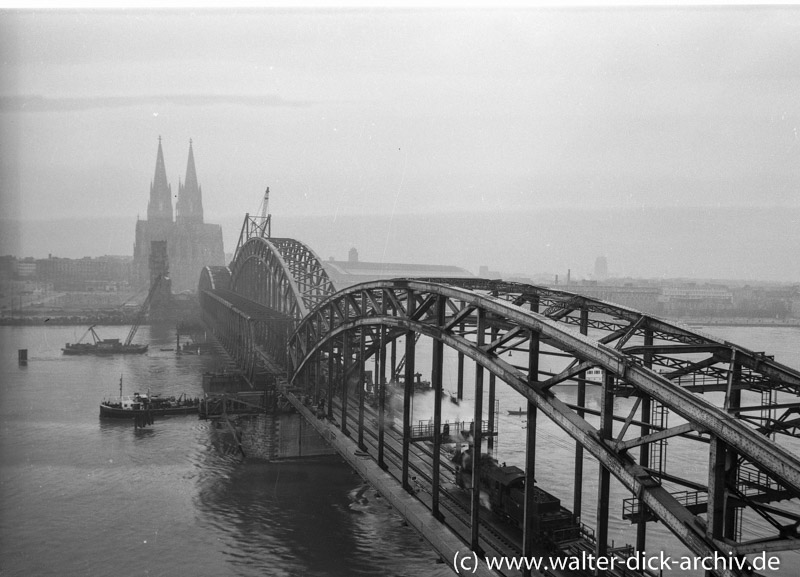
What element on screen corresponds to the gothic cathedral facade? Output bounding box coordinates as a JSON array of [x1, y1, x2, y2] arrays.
[[133, 138, 225, 293]]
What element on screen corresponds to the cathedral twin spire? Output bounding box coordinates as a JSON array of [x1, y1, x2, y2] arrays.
[[147, 137, 204, 225], [147, 136, 172, 223]]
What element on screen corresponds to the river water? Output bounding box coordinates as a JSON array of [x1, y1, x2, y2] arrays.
[[1, 323, 798, 576], [0, 324, 450, 577]]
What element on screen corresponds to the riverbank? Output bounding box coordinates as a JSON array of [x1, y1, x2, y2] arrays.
[[0, 313, 134, 326], [681, 317, 800, 328]]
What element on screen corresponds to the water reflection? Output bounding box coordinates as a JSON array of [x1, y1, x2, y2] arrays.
[[194, 455, 450, 576]]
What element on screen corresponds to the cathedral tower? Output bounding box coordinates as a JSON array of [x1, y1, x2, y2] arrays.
[[176, 139, 204, 226], [146, 137, 173, 223], [134, 137, 225, 293]]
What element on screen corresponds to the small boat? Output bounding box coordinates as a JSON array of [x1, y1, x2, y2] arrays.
[[100, 376, 200, 419], [507, 407, 527, 416]]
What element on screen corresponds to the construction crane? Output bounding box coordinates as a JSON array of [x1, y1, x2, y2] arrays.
[[234, 187, 272, 258], [256, 186, 271, 238], [124, 274, 164, 347]]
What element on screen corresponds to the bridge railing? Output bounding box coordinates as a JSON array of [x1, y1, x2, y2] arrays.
[[408, 418, 495, 442]]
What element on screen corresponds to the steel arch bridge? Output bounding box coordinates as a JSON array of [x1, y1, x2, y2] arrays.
[[199, 235, 800, 576], [285, 280, 800, 575]]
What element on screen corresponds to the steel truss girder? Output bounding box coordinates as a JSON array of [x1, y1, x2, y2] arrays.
[[198, 265, 232, 292], [286, 280, 800, 574], [230, 238, 304, 319], [427, 279, 800, 394], [421, 280, 800, 423], [200, 288, 290, 382], [267, 238, 337, 310]]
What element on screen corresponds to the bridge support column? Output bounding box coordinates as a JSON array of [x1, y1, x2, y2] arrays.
[[596, 371, 615, 573], [358, 326, 367, 451], [724, 359, 742, 543], [637, 327, 654, 552], [402, 299, 416, 492], [522, 325, 540, 577], [487, 325, 497, 452], [315, 350, 323, 407], [341, 333, 349, 435], [327, 332, 334, 420], [488, 376, 496, 452], [573, 307, 589, 520], [431, 295, 445, 521], [457, 351, 464, 401], [378, 325, 387, 470], [471, 308, 486, 553], [391, 337, 397, 382], [708, 436, 728, 543]]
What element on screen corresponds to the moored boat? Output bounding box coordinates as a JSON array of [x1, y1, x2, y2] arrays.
[[99, 393, 201, 418], [63, 326, 148, 356], [100, 376, 200, 419]]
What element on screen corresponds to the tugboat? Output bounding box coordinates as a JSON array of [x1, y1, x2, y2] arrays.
[[100, 376, 200, 419]]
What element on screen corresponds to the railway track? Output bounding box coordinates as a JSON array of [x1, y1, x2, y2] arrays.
[[321, 394, 653, 577]]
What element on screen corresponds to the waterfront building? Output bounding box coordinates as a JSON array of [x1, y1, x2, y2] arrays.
[[660, 285, 734, 315], [566, 281, 662, 315], [323, 248, 473, 289]]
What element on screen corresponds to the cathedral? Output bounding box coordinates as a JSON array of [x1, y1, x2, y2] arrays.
[[133, 138, 225, 293]]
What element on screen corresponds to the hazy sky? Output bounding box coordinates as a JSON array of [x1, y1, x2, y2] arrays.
[[1, 6, 799, 281]]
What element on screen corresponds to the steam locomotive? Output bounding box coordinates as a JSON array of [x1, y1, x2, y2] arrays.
[[452, 447, 581, 548]]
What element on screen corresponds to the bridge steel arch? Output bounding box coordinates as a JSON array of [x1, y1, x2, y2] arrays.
[[229, 237, 309, 321], [198, 238, 336, 386], [228, 237, 336, 322], [267, 238, 337, 307], [199, 265, 232, 293], [287, 279, 800, 577]]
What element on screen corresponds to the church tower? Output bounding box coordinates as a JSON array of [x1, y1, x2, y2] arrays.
[[134, 136, 225, 294], [176, 139, 204, 225], [147, 137, 173, 223]]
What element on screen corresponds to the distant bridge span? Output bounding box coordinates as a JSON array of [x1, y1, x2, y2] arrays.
[[199, 230, 800, 577]]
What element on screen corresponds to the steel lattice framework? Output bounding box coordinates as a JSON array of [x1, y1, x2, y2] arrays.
[[286, 278, 800, 576], [268, 238, 337, 310], [227, 237, 335, 322]]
